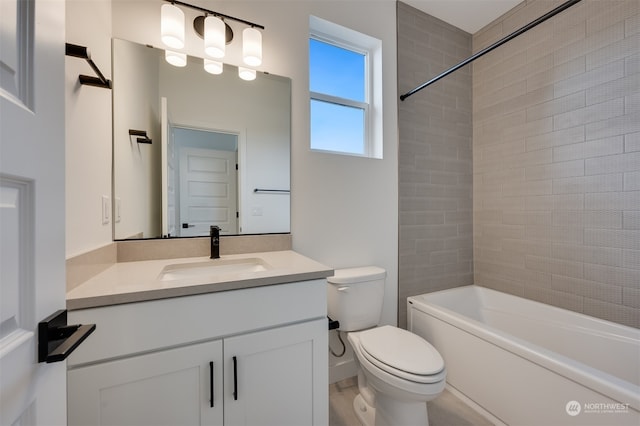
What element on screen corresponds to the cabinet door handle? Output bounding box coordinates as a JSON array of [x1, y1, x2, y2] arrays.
[[209, 361, 214, 407], [232, 356, 238, 400]]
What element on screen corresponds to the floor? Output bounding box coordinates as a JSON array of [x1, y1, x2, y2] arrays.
[[329, 377, 494, 426]]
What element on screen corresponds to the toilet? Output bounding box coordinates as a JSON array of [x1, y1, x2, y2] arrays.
[[327, 267, 446, 426]]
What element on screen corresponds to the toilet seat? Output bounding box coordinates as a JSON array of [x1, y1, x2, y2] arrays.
[[358, 326, 445, 384]]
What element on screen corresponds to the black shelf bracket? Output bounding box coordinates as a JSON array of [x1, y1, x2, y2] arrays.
[[129, 129, 153, 144], [38, 310, 96, 363], [65, 43, 112, 89]]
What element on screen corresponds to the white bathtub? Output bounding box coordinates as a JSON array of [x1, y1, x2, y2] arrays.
[[407, 285, 640, 426]]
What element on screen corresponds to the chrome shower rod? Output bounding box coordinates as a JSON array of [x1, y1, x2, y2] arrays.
[[399, 0, 582, 101]]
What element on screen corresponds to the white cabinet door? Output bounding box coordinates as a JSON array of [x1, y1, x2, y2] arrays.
[[68, 340, 223, 426], [224, 319, 328, 426]]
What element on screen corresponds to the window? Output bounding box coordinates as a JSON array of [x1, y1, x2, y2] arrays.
[[309, 16, 382, 158]]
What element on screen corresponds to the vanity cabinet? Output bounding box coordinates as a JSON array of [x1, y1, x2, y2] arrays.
[[67, 280, 328, 426], [68, 339, 225, 425]]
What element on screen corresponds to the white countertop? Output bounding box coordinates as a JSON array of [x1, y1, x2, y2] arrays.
[[67, 250, 333, 310]]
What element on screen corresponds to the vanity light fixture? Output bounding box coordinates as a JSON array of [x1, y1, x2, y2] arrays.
[[160, 0, 264, 74], [238, 67, 256, 81], [242, 27, 262, 66], [161, 3, 185, 49], [165, 50, 187, 67]]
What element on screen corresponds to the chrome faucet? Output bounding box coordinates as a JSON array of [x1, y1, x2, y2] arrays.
[[210, 225, 221, 259]]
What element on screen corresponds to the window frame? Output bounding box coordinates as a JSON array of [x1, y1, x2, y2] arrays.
[[309, 19, 380, 158]]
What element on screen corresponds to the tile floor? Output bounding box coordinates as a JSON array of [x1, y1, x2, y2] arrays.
[[329, 377, 494, 426]]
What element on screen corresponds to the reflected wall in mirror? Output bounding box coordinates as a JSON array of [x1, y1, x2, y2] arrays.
[[112, 38, 291, 240]]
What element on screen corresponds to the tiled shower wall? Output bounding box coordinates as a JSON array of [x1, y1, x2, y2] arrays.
[[473, 0, 639, 328], [397, 2, 473, 328]]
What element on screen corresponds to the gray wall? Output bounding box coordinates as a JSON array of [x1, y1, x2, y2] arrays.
[[473, 0, 639, 328], [397, 2, 474, 328]]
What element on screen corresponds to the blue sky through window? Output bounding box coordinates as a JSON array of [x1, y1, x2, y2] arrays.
[[310, 39, 365, 102], [310, 38, 366, 154], [310, 100, 365, 154]]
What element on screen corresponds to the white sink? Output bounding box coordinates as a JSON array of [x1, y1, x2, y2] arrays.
[[159, 258, 271, 281]]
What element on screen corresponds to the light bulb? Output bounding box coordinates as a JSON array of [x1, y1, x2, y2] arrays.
[[161, 4, 185, 49], [242, 27, 262, 66], [204, 15, 226, 59], [238, 67, 256, 81], [165, 50, 187, 67], [204, 59, 223, 75]]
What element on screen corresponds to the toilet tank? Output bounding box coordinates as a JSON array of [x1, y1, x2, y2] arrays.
[[327, 266, 386, 332]]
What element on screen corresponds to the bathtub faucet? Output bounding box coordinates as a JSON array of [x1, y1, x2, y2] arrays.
[[210, 225, 220, 259]]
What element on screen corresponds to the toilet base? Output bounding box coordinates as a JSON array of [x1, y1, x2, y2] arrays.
[[353, 394, 375, 426], [353, 393, 430, 426]]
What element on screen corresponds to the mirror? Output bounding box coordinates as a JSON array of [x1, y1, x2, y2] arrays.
[[112, 38, 291, 240]]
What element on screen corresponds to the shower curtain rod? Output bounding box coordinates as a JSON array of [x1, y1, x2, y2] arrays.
[[399, 0, 583, 101]]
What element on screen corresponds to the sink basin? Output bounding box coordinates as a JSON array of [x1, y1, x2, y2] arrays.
[[159, 258, 271, 281]]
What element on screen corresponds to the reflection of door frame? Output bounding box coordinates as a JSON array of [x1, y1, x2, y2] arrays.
[[161, 98, 173, 237], [167, 123, 246, 235]]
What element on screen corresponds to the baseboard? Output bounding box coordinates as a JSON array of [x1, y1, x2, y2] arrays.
[[330, 357, 357, 384]]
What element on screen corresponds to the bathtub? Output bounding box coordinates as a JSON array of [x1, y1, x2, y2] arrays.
[[407, 285, 640, 426]]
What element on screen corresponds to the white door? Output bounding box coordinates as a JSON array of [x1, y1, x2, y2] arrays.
[[0, 0, 67, 425], [178, 147, 238, 236]]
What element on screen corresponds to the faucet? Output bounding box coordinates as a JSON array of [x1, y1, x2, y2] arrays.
[[210, 225, 221, 259]]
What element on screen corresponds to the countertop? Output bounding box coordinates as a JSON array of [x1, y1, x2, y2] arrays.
[[66, 250, 333, 310]]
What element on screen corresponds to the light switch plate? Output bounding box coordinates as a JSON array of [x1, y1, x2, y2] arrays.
[[101, 195, 110, 225], [115, 197, 121, 223]]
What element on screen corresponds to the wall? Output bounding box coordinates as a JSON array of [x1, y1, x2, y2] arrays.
[[473, 0, 640, 328], [65, 0, 113, 257], [68, 0, 398, 381], [112, 38, 161, 239], [397, 2, 474, 328]]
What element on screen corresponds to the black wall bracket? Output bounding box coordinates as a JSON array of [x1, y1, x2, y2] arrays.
[[38, 310, 96, 363], [129, 129, 153, 144], [65, 43, 112, 89]]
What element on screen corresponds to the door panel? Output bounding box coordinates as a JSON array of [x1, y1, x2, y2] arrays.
[[179, 147, 238, 236], [0, 0, 66, 424]]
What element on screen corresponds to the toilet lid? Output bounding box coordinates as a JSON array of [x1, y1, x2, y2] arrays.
[[359, 326, 444, 381]]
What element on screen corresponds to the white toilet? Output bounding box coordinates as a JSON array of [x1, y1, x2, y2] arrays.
[[327, 267, 446, 426]]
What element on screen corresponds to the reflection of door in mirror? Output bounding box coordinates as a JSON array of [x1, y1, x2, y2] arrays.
[[170, 128, 238, 237]]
